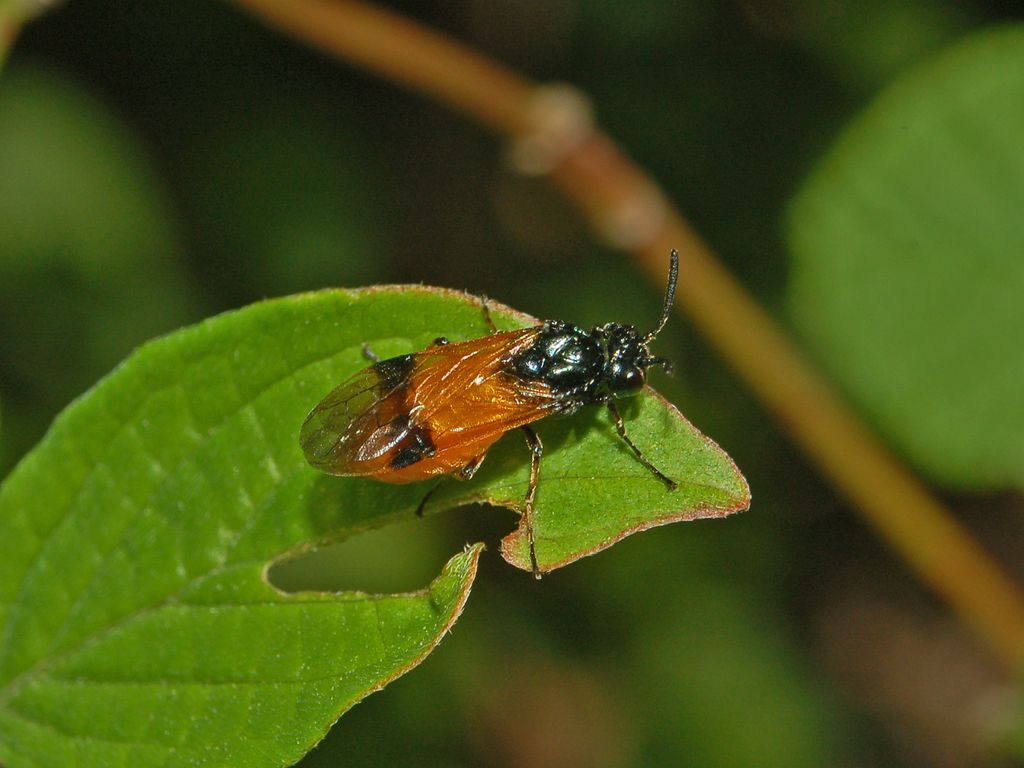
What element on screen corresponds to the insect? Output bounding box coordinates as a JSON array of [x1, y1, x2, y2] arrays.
[[301, 250, 680, 578]]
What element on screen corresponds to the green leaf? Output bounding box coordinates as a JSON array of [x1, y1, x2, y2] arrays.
[[0, 289, 485, 768], [0, 286, 747, 767], [786, 25, 1024, 489], [179, 99, 387, 296], [484, 393, 749, 573]]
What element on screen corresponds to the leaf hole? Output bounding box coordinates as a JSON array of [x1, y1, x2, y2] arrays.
[[266, 503, 517, 594]]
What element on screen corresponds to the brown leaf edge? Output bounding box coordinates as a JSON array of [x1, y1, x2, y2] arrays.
[[354, 283, 542, 327]]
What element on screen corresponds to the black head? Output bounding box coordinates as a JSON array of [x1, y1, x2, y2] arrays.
[[597, 249, 678, 396]]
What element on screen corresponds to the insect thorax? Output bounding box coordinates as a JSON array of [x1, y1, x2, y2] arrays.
[[509, 321, 606, 405]]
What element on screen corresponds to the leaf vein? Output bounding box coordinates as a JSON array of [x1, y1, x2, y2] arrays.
[[0, 345, 353, 700]]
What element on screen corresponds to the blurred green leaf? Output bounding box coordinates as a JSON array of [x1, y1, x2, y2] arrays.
[[180, 100, 386, 298], [0, 66, 179, 281], [791, 0, 972, 90], [0, 286, 746, 767], [0, 66, 195, 469], [787, 25, 1024, 489], [635, 582, 841, 767], [578, 527, 845, 767]]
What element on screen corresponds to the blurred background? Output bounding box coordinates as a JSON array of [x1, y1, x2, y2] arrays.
[[2, 1, 1023, 766]]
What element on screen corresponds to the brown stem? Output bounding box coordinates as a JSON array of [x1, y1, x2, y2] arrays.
[[231, 0, 1024, 670], [1, 15, 19, 68], [2, 1, 65, 68]]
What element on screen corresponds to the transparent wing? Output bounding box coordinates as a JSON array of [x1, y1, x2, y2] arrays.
[[300, 328, 562, 477]]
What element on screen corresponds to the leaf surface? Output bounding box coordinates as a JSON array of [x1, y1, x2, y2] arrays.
[[787, 26, 1024, 488], [0, 286, 748, 767]]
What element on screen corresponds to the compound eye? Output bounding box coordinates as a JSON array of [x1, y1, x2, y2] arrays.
[[616, 366, 645, 393]]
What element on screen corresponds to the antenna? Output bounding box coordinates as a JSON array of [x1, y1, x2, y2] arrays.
[[644, 249, 679, 343]]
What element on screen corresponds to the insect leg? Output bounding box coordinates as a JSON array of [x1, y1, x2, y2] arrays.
[[414, 481, 444, 518], [479, 296, 498, 334], [361, 342, 381, 363], [456, 453, 487, 480], [605, 400, 678, 491], [644, 355, 674, 376], [417, 453, 486, 519], [520, 425, 543, 579]]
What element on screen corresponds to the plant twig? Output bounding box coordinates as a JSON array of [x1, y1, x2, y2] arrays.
[[0, 15, 19, 69], [1, 0, 63, 69], [231, 0, 1024, 671]]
